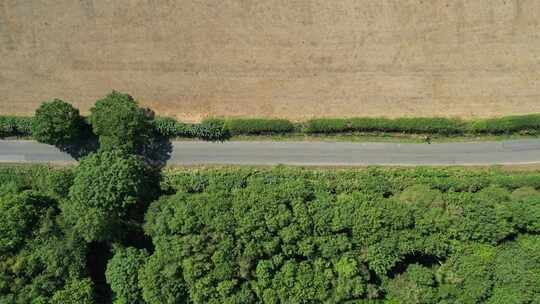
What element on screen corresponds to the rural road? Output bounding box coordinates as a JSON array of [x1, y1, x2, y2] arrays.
[[1, 139, 540, 166]]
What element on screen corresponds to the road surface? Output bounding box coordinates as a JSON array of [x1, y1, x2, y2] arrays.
[[1, 139, 540, 166]]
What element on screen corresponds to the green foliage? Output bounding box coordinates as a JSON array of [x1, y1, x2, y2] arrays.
[[152, 116, 197, 138], [2, 165, 540, 303], [152, 167, 540, 303], [89, 91, 152, 152], [62, 150, 146, 242], [470, 114, 540, 134], [0, 192, 52, 254], [106, 246, 148, 304], [32, 99, 83, 145], [195, 118, 230, 141], [224, 118, 294, 135], [0, 188, 91, 303], [51, 278, 95, 304], [304, 117, 465, 135], [138, 253, 188, 304], [384, 264, 438, 304], [0, 116, 33, 138]]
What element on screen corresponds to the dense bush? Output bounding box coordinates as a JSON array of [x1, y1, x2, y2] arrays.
[[0, 116, 33, 138], [224, 118, 295, 135], [32, 99, 84, 145], [305, 117, 465, 135], [89, 91, 152, 152], [470, 113, 540, 134]]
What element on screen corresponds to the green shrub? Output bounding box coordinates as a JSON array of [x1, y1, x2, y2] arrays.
[[0, 116, 33, 137], [153, 116, 197, 138], [195, 118, 230, 141], [32, 99, 83, 145], [224, 118, 294, 135], [305, 117, 465, 135], [304, 118, 350, 133], [470, 114, 540, 134]]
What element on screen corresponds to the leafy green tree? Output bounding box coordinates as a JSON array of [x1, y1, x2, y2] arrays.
[[62, 150, 146, 242], [0, 191, 91, 303], [89, 91, 152, 152], [138, 253, 188, 304], [384, 264, 438, 304], [106, 246, 148, 304], [51, 278, 95, 304], [32, 99, 83, 145]]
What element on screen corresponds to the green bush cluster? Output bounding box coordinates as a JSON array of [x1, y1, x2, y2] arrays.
[[224, 118, 295, 135], [0, 116, 33, 138]]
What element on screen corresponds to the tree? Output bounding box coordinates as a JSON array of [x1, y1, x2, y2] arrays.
[[62, 150, 146, 242], [51, 278, 95, 304], [138, 253, 188, 304], [32, 99, 83, 146], [0, 191, 91, 303], [106, 246, 148, 304], [88, 91, 152, 153], [384, 264, 438, 304]]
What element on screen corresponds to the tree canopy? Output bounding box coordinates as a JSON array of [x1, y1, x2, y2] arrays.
[[62, 150, 147, 242], [32, 99, 83, 146], [88, 91, 152, 153]]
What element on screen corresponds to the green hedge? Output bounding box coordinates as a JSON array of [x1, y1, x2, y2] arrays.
[[305, 117, 466, 135], [152, 117, 197, 138], [470, 114, 540, 134], [3, 113, 540, 140], [0, 116, 33, 138], [224, 118, 294, 135]]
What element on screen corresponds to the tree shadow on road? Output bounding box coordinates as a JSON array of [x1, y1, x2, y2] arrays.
[[140, 133, 173, 168]]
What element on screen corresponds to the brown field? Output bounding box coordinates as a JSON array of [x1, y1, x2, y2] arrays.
[[1, 0, 540, 122]]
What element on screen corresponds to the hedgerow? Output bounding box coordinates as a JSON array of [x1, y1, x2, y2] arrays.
[[470, 113, 540, 134], [305, 117, 466, 135], [224, 118, 295, 135], [0, 116, 33, 138], [152, 116, 197, 138]]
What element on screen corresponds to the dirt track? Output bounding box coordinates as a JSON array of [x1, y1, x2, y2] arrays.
[[2, 1, 540, 122]]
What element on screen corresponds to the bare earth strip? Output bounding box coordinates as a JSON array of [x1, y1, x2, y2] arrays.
[[1, 139, 540, 166], [2, 1, 540, 121]]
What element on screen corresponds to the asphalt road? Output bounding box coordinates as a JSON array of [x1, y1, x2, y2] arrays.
[[1, 139, 540, 166]]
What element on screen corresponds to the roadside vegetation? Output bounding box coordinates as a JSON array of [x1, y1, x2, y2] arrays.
[[0, 91, 539, 303], [2, 99, 540, 143], [1, 164, 540, 303]]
